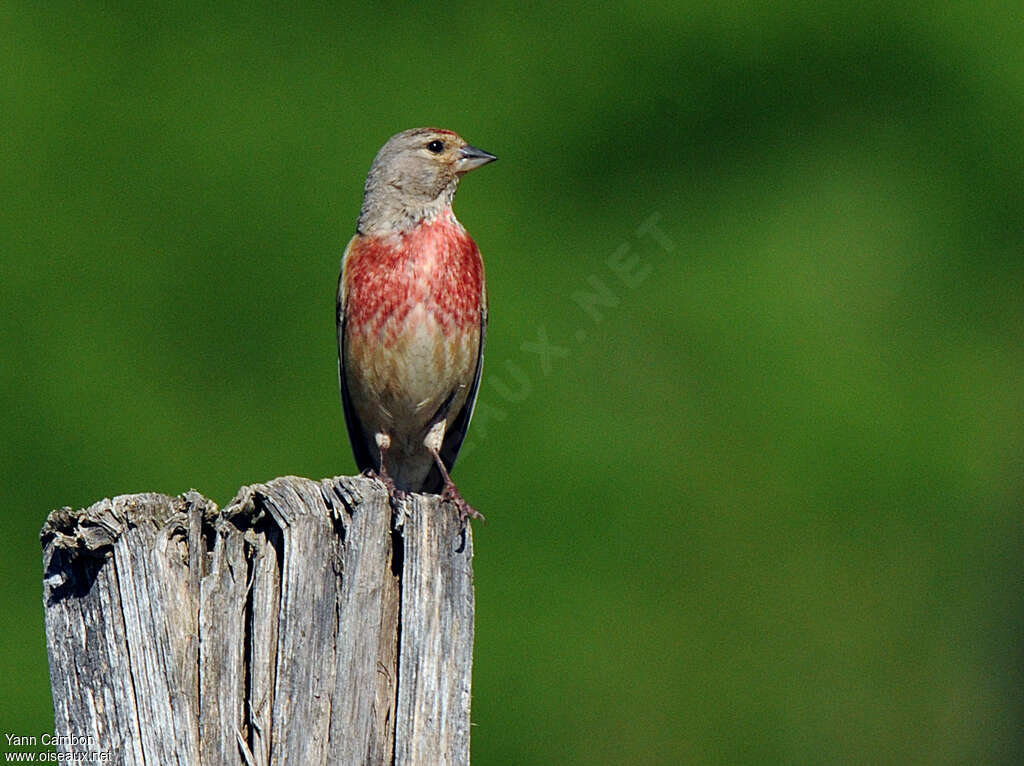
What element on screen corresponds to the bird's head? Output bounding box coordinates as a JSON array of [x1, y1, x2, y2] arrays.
[[358, 128, 497, 235]]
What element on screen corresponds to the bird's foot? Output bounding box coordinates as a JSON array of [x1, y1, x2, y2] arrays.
[[442, 482, 486, 523], [371, 468, 408, 510]]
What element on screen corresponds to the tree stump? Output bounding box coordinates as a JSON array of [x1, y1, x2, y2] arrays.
[[41, 475, 475, 766]]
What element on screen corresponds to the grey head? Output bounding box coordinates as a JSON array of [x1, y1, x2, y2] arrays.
[[357, 127, 496, 236]]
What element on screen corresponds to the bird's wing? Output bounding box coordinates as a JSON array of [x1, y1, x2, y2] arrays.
[[337, 236, 376, 474], [423, 295, 487, 493]]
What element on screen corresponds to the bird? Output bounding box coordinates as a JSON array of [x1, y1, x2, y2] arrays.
[[337, 128, 496, 521]]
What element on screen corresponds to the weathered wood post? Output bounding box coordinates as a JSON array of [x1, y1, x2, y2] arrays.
[[41, 475, 475, 765]]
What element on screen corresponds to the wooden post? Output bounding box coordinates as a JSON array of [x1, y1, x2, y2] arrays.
[[41, 475, 475, 766]]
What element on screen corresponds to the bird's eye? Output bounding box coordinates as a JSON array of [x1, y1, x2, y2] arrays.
[[426, 140, 445, 154]]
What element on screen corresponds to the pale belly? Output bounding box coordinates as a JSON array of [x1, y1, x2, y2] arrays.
[[345, 304, 480, 458]]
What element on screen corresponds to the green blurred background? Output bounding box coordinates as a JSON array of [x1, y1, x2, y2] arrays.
[[3, 1, 1022, 762]]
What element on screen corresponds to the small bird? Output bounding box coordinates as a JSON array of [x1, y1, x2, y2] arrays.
[[337, 128, 496, 520]]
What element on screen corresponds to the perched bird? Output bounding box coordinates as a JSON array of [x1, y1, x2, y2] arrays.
[[337, 128, 496, 520]]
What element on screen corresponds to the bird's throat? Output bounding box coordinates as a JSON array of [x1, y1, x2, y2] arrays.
[[357, 180, 458, 236]]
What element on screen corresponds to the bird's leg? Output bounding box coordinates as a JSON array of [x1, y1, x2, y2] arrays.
[[432, 451, 485, 523], [373, 432, 407, 506], [424, 421, 485, 523]]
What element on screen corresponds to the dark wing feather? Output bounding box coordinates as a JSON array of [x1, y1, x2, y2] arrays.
[[337, 251, 377, 474], [422, 301, 487, 493]]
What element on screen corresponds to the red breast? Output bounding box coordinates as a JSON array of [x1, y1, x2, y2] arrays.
[[344, 211, 484, 341]]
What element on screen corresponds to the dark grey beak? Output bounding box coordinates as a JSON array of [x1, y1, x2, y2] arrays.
[[456, 145, 497, 173]]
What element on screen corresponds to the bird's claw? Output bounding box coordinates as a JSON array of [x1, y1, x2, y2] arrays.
[[442, 483, 486, 523], [371, 469, 408, 511]]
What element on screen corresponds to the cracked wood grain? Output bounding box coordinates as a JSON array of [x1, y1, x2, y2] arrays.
[[42, 475, 475, 766]]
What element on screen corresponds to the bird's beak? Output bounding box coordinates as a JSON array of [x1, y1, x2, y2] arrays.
[[456, 145, 497, 174]]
